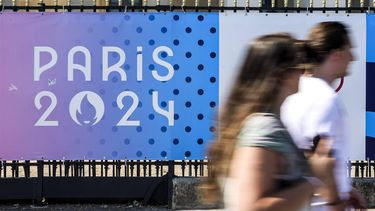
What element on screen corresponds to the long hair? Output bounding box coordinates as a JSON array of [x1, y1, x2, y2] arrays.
[[202, 34, 307, 204]]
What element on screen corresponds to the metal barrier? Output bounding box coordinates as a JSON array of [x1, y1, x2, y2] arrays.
[[0, 159, 373, 206], [0, 160, 209, 207], [0, 160, 209, 178], [349, 160, 375, 178], [0, 0, 375, 12]]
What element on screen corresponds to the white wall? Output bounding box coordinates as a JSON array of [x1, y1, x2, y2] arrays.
[[219, 13, 366, 160]]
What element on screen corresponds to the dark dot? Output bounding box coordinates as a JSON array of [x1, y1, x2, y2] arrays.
[[210, 27, 216, 33], [138, 101, 142, 108], [148, 114, 155, 120], [124, 15, 130, 20], [99, 39, 106, 46], [197, 138, 204, 145], [161, 126, 167, 132], [198, 40, 204, 46], [198, 64, 204, 71], [173, 64, 179, 70], [161, 151, 167, 157], [197, 114, 204, 120], [161, 101, 167, 108], [100, 139, 106, 145], [149, 89, 154, 95], [173, 15, 179, 21], [173, 138, 179, 145], [185, 77, 192, 83], [185, 52, 192, 58], [112, 101, 117, 107], [111, 77, 118, 83], [210, 101, 216, 108], [210, 52, 216, 58], [149, 64, 155, 70], [124, 64, 130, 70], [197, 89, 204, 95], [148, 138, 155, 145], [210, 77, 216, 83], [185, 151, 191, 157], [161, 27, 167, 33], [124, 138, 130, 145], [149, 15, 155, 21], [136, 27, 143, 33], [185, 27, 192, 33], [198, 15, 204, 21], [185, 126, 191, 132], [174, 114, 179, 120], [173, 89, 179, 95], [136, 126, 142, 132], [173, 39, 180, 46], [112, 126, 118, 132], [149, 39, 155, 46], [124, 40, 130, 45], [185, 101, 191, 108], [210, 126, 216, 132], [161, 52, 167, 58], [136, 151, 143, 157]]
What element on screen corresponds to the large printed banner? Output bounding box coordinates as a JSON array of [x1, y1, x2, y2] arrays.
[[0, 13, 219, 160], [0, 12, 370, 160]]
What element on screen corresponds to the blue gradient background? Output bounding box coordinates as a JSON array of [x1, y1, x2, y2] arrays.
[[0, 12, 219, 160]]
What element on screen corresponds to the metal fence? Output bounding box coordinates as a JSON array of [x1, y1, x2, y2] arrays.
[[0, 159, 371, 208], [0, 160, 209, 178], [1, 159, 374, 179], [0, 160, 209, 207], [1, 0, 375, 12]]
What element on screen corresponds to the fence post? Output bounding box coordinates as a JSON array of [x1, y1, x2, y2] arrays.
[[167, 160, 175, 209], [33, 160, 45, 206]]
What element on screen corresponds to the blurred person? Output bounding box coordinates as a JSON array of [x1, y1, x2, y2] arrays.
[[281, 22, 367, 211], [202, 34, 337, 211]]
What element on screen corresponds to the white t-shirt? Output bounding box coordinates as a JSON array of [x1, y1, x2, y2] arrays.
[[281, 76, 351, 199]]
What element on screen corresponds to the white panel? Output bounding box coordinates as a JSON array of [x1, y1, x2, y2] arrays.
[[219, 13, 366, 159]]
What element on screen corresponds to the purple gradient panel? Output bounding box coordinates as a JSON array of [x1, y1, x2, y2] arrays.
[[0, 12, 219, 160]]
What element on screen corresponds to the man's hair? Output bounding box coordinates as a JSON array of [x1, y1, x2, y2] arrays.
[[307, 21, 350, 64]]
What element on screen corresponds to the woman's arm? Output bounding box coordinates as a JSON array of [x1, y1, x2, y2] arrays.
[[229, 147, 314, 211]]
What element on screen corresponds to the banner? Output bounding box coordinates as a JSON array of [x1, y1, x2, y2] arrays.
[[0, 13, 219, 160], [0, 12, 369, 160]]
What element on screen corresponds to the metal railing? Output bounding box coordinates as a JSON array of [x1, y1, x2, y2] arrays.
[[0, 160, 210, 178], [1, 159, 374, 179], [349, 160, 375, 178], [0, 0, 375, 12]]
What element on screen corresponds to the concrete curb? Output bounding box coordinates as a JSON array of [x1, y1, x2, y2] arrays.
[[173, 177, 375, 210]]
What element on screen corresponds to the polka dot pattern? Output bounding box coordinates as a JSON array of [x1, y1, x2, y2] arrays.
[[23, 12, 219, 160]]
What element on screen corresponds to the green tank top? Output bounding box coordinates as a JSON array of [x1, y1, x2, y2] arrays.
[[237, 113, 311, 182]]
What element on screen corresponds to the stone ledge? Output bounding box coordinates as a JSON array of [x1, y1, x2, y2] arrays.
[[172, 177, 220, 210], [352, 178, 375, 208], [173, 177, 375, 210]]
